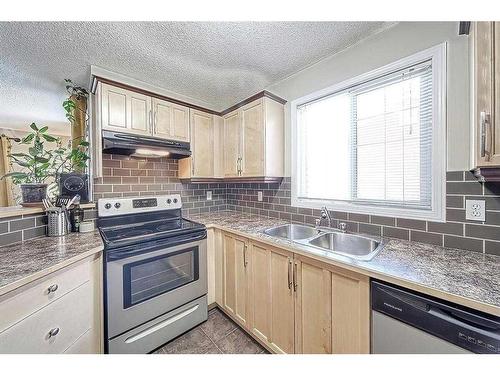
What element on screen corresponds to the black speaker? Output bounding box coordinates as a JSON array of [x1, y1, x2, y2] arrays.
[[58, 173, 89, 203]]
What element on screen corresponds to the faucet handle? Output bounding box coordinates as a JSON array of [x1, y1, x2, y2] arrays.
[[338, 222, 347, 232], [315, 218, 321, 228]]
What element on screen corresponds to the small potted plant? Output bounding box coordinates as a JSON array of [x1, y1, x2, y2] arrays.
[[1, 123, 59, 205]]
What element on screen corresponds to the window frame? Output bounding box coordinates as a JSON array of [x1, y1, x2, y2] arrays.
[[291, 43, 447, 222]]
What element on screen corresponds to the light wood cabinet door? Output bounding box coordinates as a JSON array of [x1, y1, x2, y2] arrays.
[[223, 111, 241, 177], [331, 269, 370, 354], [474, 22, 500, 166], [191, 110, 214, 177], [248, 242, 294, 354], [101, 83, 151, 136], [152, 98, 190, 142], [241, 100, 265, 176], [222, 232, 249, 327], [294, 256, 332, 354]]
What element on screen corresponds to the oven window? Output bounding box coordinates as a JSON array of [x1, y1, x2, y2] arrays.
[[123, 246, 199, 308]]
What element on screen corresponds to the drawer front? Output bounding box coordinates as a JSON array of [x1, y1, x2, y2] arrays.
[[0, 281, 92, 354], [64, 329, 97, 354], [108, 295, 207, 354], [0, 260, 91, 333]]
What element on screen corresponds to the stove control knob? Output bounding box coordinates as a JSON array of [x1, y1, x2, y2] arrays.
[[114, 202, 121, 209], [173, 198, 178, 204], [104, 203, 112, 209], [167, 199, 172, 204]]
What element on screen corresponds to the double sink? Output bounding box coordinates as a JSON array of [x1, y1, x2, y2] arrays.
[[263, 224, 384, 261]]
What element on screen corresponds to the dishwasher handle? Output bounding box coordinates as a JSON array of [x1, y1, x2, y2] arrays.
[[429, 305, 500, 333]]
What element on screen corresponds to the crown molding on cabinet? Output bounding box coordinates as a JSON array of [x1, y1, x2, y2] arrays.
[[90, 76, 287, 117]]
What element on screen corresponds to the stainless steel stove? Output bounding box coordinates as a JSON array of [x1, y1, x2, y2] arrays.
[[97, 195, 208, 354]]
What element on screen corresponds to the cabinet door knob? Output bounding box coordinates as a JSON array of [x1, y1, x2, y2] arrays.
[[47, 284, 58, 294], [48, 327, 60, 338]]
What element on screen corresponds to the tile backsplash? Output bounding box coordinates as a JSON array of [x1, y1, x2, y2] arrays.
[[226, 172, 500, 256], [2, 154, 500, 258]]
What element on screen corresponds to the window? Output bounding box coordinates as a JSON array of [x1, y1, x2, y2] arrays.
[[292, 44, 446, 221]]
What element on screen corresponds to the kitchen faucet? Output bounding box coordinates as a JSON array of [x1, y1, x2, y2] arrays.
[[319, 206, 332, 227]]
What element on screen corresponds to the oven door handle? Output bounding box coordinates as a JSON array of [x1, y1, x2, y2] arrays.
[[106, 230, 207, 261]]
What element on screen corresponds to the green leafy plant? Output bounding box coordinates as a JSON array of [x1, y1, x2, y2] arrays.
[[1, 123, 59, 184], [63, 79, 89, 125]]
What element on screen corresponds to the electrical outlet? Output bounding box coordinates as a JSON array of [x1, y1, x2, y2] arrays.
[[465, 199, 485, 221], [206, 191, 212, 201], [258, 191, 263, 202]]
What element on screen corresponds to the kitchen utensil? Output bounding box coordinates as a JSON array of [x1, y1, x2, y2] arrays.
[[66, 194, 80, 209], [46, 209, 70, 236]]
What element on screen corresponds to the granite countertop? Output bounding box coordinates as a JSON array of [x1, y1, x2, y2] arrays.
[[189, 211, 500, 316], [0, 231, 104, 295]]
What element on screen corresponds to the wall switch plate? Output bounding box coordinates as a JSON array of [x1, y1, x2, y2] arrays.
[[465, 199, 485, 221], [258, 191, 263, 202], [206, 191, 212, 201]]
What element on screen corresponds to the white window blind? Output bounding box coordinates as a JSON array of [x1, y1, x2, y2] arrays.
[[296, 60, 433, 210]]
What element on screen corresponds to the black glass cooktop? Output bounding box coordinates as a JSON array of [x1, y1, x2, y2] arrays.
[[99, 217, 205, 245]]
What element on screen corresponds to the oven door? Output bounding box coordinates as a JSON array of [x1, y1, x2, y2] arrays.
[[105, 230, 207, 338]]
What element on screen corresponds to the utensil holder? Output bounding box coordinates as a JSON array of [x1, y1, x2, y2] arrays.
[[47, 209, 70, 237]]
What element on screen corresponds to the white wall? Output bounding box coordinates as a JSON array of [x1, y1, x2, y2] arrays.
[[266, 22, 469, 174]]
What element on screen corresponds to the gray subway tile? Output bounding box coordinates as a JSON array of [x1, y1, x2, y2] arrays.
[[348, 213, 369, 223], [0, 231, 22, 246], [359, 223, 381, 236], [23, 226, 46, 240], [446, 181, 482, 195], [427, 221, 463, 235], [383, 226, 409, 240], [484, 241, 500, 256], [396, 218, 426, 230], [35, 215, 48, 227], [331, 211, 348, 220], [446, 195, 463, 208], [464, 171, 478, 181], [465, 224, 500, 241], [446, 209, 466, 222], [371, 215, 396, 226], [444, 235, 483, 253], [410, 231, 443, 246], [446, 171, 464, 181], [9, 217, 36, 232], [0, 222, 8, 234], [485, 211, 500, 226]]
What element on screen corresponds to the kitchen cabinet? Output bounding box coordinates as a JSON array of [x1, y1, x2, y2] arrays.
[[472, 22, 500, 179], [152, 98, 190, 142], [99, 82, 190, 142], [221, 232, 250, 327], [248, 242, 295, 354], [223, 97, 284, 179], [178, 111, 224, 179], [0, 254, 102, 354], [216, 232, 370, 354], [101, 83, 152, 137]]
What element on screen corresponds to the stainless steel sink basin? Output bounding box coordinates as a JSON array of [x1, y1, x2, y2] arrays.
[[264, 224, 320, 240], [306, 232, 382, 261]]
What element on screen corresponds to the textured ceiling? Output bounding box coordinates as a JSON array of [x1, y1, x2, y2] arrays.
[[0, 21, 391, 127]]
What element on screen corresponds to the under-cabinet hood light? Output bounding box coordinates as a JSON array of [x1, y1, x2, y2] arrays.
[[131, 148, 170, 158]]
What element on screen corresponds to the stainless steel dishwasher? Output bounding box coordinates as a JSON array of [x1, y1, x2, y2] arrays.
[[371, 280, 500, 354]]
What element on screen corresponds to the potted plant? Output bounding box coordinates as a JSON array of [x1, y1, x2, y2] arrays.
[[1, 123, 59, 205]]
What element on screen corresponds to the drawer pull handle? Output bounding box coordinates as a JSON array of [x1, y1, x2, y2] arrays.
[[48, 327, 60, 338], [47, 284, 59, 294]]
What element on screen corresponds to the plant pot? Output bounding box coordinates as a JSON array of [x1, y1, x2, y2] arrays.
[[20, 183, 47, 204]]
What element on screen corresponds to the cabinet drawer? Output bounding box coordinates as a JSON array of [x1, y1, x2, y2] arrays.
[[0, 260, 91, 332], [0, 281, 92, 353], [64, 329, 97, 354]]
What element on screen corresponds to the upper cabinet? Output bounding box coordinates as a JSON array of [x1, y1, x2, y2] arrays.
[[472, 22, 500, 180], [101, 83, 152, 137], [223, 97, 285, 180], [100, 83, 190, 142], [178, 110, 223, 179]]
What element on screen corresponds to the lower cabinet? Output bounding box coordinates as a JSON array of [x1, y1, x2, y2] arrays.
[[221, 232, 250, 327], [0, 253, 103, 354], [216, 231, 370, 354]]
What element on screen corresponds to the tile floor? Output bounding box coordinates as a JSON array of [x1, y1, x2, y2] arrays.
[[152, 308, 267, 354]]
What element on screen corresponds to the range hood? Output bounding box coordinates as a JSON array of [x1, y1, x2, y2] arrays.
[[102, 130, 191, 159]]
